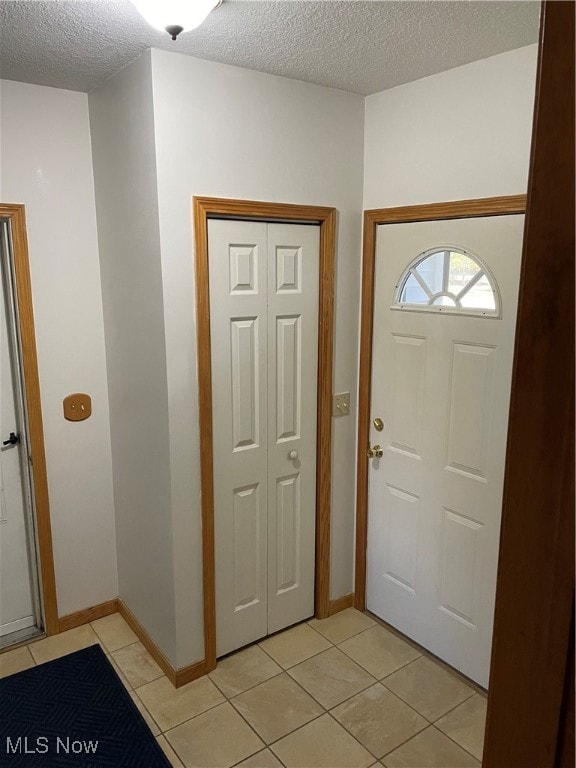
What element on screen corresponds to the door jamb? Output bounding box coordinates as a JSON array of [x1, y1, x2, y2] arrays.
[[0, 203, 58, 636], [353, 194, 527, 611], [483, 1, 574, 763], [193, 196, 336, 672]]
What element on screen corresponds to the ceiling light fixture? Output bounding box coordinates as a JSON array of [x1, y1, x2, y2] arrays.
[[130, 0, 222, 41]]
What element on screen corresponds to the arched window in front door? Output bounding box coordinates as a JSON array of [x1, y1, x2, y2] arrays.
[[393, 247, 500, 317]]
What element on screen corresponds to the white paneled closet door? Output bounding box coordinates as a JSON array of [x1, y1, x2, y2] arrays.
[[208, 219, 319, 658]]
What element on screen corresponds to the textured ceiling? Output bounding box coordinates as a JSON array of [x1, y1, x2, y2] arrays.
[[0, 0, 540, 95]]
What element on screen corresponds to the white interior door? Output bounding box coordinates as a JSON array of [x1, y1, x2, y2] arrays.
[[0, 226, 36, 639], [366, 215, 524, 687], [209, 219, 319, 657]]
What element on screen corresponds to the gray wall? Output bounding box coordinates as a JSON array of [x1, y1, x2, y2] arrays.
[[364, 45, 538, 208], [89, 51, 177, 664], [0, 80, 118, 616]]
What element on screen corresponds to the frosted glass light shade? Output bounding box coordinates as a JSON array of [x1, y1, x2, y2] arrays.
[[130, 0, 219, 34]]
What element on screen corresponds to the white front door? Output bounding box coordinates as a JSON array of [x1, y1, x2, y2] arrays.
[[366, 214, 524, 687], [0, 224, 37, 639], [209, 219, 319, 657]]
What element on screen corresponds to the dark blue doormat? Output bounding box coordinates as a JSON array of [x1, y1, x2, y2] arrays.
[[0, 644, 171, 767]]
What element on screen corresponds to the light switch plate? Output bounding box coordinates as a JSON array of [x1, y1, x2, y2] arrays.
[[333, 392, 350, 417]]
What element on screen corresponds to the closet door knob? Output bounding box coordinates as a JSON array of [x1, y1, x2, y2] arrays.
[[289, 450, 298, 460]]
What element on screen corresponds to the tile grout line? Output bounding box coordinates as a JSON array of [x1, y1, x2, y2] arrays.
[[209, 666, 285, 700], [236, 672, 384, 758], [365, 609, 487, 697], [158, 655, 380, 763], [285, 665, 378, 712], [225, 698, 281, 766], [337, 644, 424, 684], [89, 620, 139, 654], [8, 614, 483, 766], [321, 678, 436, 763], [95, 628, 187, 768], [210, 663, 327, 761], [305, 616, 377, 645], [257, 634, 336, 670], [430, 721, 483, 763], [204, 642, 449, 758], [377, 720, 432, 764], [147, 688, 230, 736], [267, 711, 332, 757], [377, 656, 478, 725], [152, 649, 480, 766], [229, 746, 288, 768], [160, 730, 189, 767], [432, 689, 479, 724], [161, 692, 269, 768], [376, 685, 481, 761], [261, 706, 380, 765], [1, 644, 37, 672], [344, 676, 435, 730], [326, 709, 382, 762], [207, 623, 366, 705], [155, 734, 186, 768], [129, 686, 167, 735], [159, 672, 273, 764]]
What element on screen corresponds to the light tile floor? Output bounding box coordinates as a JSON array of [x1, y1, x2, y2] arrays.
[[0, 608, 487, 768]]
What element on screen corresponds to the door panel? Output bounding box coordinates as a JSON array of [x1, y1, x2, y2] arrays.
[[446, 343, 495, 480], [209, 220, 318, 656], [383, 483, 419, 593], [275, 315, 300, 441], [389, 334, 426, 458], [0, 229, 35, 637], [275, 473, 299, 593], [440, 508, 484, 627], [366, 215, 524, 686], [230, 318, 260, 451], [210, 221, 268, 656], [267, 223, 318, 634], [232, 483, 262, 611]]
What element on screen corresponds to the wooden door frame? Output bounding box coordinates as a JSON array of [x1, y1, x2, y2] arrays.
[[483, 2, 574, 764], [353, 193, 527, 611], [0, 204, 58, 635], [193, 196, 336, 672]]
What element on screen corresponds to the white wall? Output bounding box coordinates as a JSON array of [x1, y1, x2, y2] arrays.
[[150, 50, 365, 666], [88, 51, 178, 664], [364, 45, 538, 208], [0, 80, 117, 616]]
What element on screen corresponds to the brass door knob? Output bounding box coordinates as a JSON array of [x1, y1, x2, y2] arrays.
[[367, 444, 383, 459]]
